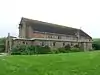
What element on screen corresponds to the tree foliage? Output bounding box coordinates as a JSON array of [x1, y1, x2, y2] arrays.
[[92, 39, 100, 50], [0, 37, 6, 52]]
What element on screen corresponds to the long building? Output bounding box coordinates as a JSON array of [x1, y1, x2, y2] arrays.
[[6, 17, 92, 52]]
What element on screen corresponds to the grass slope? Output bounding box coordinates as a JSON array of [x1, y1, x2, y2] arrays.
[[0, 51, 100, 75]]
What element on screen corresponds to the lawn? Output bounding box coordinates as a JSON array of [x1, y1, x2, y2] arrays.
[[0, 51, 100, 75]]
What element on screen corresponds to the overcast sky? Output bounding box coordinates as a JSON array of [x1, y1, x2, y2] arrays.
[[0, 0, 100, 38]]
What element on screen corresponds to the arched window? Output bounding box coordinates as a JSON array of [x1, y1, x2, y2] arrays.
[[23, 41, 25, 44]]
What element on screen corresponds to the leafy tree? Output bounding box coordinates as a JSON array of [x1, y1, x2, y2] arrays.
[[0, 37, 6, 52], [92, 39, 100, 50]]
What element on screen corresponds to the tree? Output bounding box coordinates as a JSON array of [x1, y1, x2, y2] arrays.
[[0, 37, 6, 52], [92, 39, 100, 50]]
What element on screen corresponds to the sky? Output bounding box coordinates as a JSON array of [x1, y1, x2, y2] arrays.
[[0, 0, 100, 38]]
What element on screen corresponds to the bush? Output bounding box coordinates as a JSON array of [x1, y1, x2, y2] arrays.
[[65, 44, 71, 50], [58, 47, 81, 53], [0, 38, 6, 53], [51, 49, 60, 54], [58, 47, 68, 53], [0, 44, 5, 52], [70, 48, 81, 52], [35, 46, 51, 54], [11, 45, 51, 55], [11, 44, 82, 55], [92, 39, 100, 50], [74, 44, 80, 48], [92, 43, 100, 50], [11, 45, 27, 55]]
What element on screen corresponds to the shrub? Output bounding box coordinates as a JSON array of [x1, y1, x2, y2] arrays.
[[0, 38, 6, 53], [11, 45, 27, 55], [65, 44, 71, 50], [25, 45, 35, 55], [11, 44, 82, 55], [70, 48, 81, 52], [92, 43, 100, 50], [0, 44, 5, 52], [35, 46, 51, 54], [92, 39, 100, 50], [51, 49, 60, 54], [58, 47, 67, 53], [74, 44, 80, 48], [11, 45, 51, 55]]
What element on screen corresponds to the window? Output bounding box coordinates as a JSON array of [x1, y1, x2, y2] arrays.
[[23, 41, 25, 44], [53, 42, 56, 46], [63, 42, 65, 46], [41, 42, 45, 46], [89, 39, 91, 41], [58, 36, 61, 39], [71, 43, 73, 46], [26, 42, 28, 45], [48, 36, 52, 38]]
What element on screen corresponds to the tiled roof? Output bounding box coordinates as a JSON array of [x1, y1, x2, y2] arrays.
[[20, 17, 92, 39]]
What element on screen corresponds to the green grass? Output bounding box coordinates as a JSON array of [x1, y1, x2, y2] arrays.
[[0, 51, 100, 75]]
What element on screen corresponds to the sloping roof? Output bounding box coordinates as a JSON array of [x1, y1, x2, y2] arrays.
[[20, 17, 92, 39]]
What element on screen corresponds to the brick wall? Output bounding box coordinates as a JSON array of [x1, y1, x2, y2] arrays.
[[19, 21, 27, 38]]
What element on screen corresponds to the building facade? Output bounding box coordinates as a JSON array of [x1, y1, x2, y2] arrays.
[[6, 17, 93, 52]]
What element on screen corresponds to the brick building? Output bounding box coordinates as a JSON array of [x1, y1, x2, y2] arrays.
[[6, 17, 92, 52]]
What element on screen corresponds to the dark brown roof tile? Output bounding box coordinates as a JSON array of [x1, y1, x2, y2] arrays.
[[21, 17, 92, 39]]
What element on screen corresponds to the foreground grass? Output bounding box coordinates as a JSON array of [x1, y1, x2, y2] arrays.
[[0, 51, 100, 75]]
